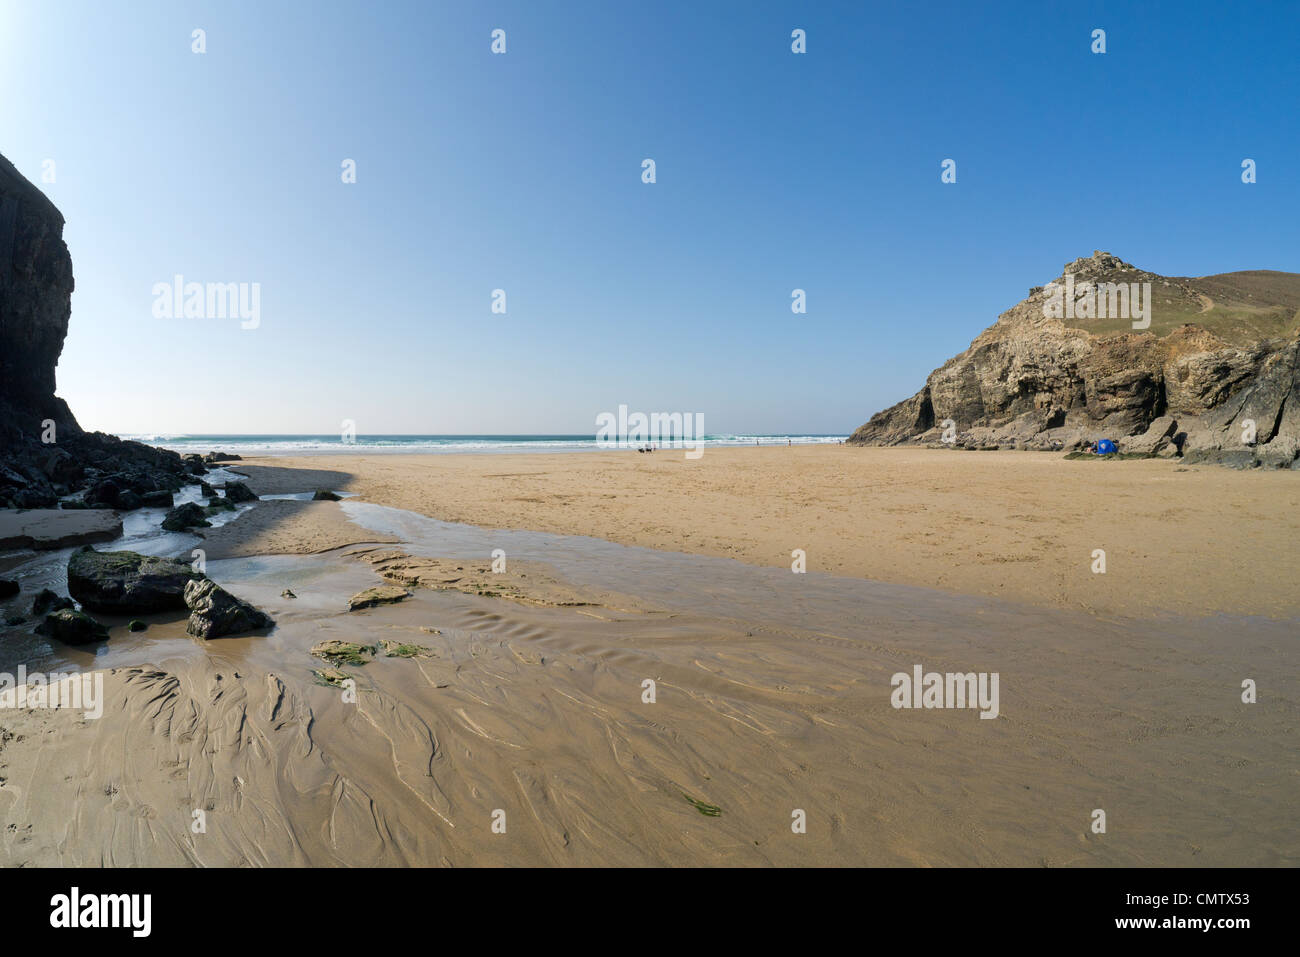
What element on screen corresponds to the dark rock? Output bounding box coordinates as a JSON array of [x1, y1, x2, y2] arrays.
[[199, 480, 216, 497], [12, 487, 57, 509], [1183, 448, 1260, 469], [222, 482, 257, 503], [40, 447, 82, 484], [205, 452, 242, 463], [37, 608, 109, 645], [184, 579, 273, 638], [161, 502, 211, 531], [83, 479, 122, 509], [116, 490, 143, 511], [312, 489, 341, 501], [31, 588, 74, 615], [67, 546, 204, 613], [0, 579, 18, 598], [0, 154, 197, 519], [140, 490, 174, 509], [128, 619, 147, 632], [0, 153, 75, 428]]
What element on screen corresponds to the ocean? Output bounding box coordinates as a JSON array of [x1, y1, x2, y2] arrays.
[[120, 434, 850, 455]]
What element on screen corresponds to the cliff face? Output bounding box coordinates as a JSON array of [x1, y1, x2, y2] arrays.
[[0, 153, 79, 437], [0, 151, 197, 508], [849, 252, 1300, 468]]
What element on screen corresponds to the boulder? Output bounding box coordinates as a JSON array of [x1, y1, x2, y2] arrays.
[[1119, 415, 1178, 455], [83, 478, 123, 509], [0, 579, 19, 599], [1257, 434, 1300, 469], [312, 489, 342, 501], [40, 447, 82, 484], [37, 608, 109, 645], [222, 481, 258, 503], [161, 501, 211, 531], [67, 546, 204, 612], [116, 490, 143, 511], [184, 579, 273, 638], [141, 490, 174, 509]]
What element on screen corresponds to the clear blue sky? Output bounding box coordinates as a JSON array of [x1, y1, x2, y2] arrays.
[[2, 0, 1296, 435]]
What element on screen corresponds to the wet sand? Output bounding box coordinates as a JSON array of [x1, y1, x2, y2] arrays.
[[0, 455, 1295, 867]]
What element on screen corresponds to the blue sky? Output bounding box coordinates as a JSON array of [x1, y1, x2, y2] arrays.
[[2, 0, 1296, 435]]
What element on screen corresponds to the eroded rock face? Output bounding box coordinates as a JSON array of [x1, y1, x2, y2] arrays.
[[184, 579, 273, 638], [67, 546, 205, 613], [849, 252, 1300, 468]]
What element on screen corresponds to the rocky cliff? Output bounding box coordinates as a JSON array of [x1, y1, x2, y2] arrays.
[[1, 151, 198, 507], [848, 252, 1300, 468], [0, 152, 78, 436]]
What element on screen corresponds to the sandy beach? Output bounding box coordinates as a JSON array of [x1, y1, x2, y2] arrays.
[[245, 446, 1300, 619], [1, 449, 1295, 867]]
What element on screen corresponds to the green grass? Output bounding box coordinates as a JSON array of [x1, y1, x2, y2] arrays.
[[1061, 270, 1300, 345]]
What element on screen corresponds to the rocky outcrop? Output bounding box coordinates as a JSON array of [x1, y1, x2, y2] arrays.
[[67, 546, 204, 613], [184, 579, 273, 638], [0, 151, 204, 508], [849, 252, 1300, 468]]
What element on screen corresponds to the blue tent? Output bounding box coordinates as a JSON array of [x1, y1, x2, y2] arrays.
[[1096, 438, 1116, 454]]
